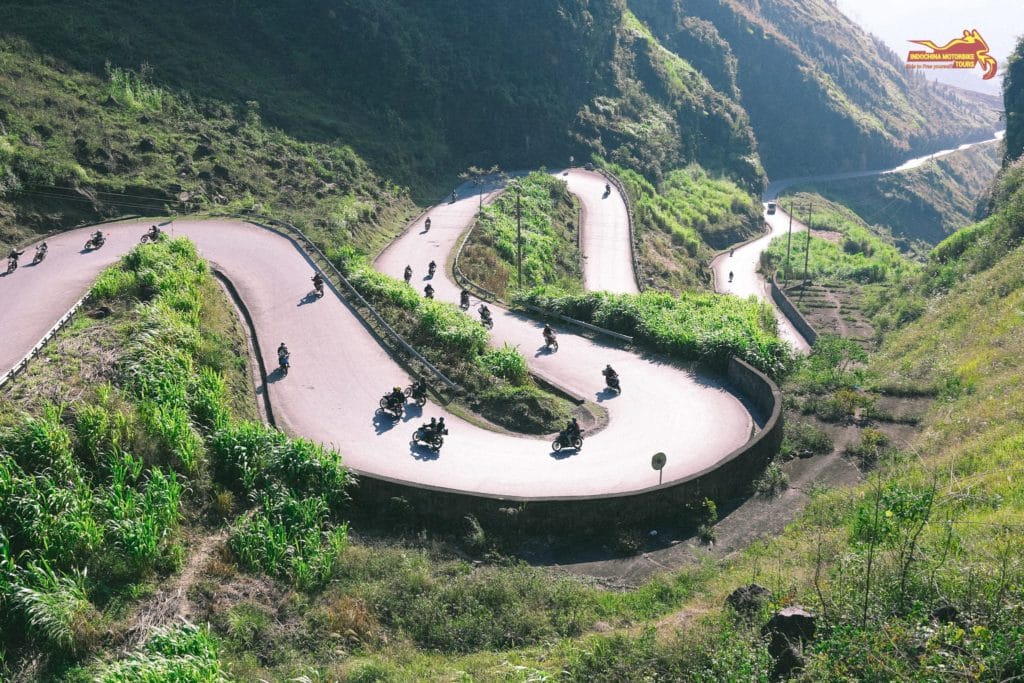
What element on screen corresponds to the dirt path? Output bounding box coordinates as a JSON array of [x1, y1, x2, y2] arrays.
[[123, 528, 228, 646]]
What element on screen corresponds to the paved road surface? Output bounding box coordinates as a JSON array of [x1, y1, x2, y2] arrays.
[[710, 207, 812, 354], [2, 206, 752, 498]]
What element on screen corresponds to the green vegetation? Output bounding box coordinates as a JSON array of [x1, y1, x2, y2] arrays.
[[0, 37, 413, 253], [516, 287, 791, 377], [607, 161, 762, 290], [334, 248, 571, 433], [634, 0, 997, 177], [791, 141, 1001, 247], [460, 171, 581, 298], [93, 624, 229, 682], [0, 239, 348, 678], [764, 194, 918, 285]]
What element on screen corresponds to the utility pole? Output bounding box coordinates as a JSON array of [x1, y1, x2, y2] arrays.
[[801, 202, 813, 298], [516, 188, 523, 290], [784, 203, 793, 284]]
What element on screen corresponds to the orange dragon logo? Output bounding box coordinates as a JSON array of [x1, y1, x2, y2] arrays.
[[906, 29, 998, 80]]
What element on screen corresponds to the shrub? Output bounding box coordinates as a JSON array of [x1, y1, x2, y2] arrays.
[[10, 562, 100, 654], [478, 344, 529, 385], [754, 461, 789, 497], [780, 421, 834, 459], [94, 623, 229, 682]]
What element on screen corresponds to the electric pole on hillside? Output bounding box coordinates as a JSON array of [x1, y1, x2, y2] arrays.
[[784, 203, 793, 284], [801, 202, 813, 299], [516, 187, 523, 289]]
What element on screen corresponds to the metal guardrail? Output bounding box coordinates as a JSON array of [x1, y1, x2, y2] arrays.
[[228, 213, 459, 391], [516, 301, 633, 342], [0, 292, 92, 390], [596, 168, 643, 292]]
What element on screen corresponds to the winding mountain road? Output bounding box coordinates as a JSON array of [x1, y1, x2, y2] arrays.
[[1, 171, 754, 499]]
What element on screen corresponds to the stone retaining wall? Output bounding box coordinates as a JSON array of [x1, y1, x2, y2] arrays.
[[348, 356, 783, 533], [770, 274, 818, 345]]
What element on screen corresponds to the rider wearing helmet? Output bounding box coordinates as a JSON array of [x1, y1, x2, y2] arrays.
[[404, 265, 413, 283], [543, 323, 556, 344], [428, 260, 437, 275], [424, 283, 435, 299], [602, 364, 618, 382], [565, 417, 581, 440], [460, 289, 471, 308], [424, 216, 432, 231], [410, 377, 428, 400], [388, 386, 405, 409]]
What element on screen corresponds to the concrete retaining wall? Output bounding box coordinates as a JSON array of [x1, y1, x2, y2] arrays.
[[770, 274, 818, 345], [348, 356, 783, 533]]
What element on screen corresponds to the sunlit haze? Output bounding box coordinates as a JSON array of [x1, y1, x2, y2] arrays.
[[836, 0, 1023, 95]]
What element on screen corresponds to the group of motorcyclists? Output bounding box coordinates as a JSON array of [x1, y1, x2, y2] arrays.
[[7, 225, 169, 274], [5, 243, 45, 274]]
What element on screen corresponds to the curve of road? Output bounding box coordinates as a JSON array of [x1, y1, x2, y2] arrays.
[[1, 173, 754, 499]]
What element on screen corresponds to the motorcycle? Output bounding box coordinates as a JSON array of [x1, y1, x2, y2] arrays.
[[412, 426, 444, 451], [379, 393, 405, 418], [5, 257, 17, 275], [140, 229, 162, 244], [428, 262, 436, 278], [31, 247, 47, 265], [605, 374, 621, 393], [404, 384, 428, 407], [459, 294, 471, 310], [84, 233, 106, 251], [552, 429, 583, 453], [404, 267, 413, 284], [480, 312, 493, 330], [278, 353, 290, 377], [313, 278, 325, 298], [544, 332, 558, 352], [424, 217, 432, 232]]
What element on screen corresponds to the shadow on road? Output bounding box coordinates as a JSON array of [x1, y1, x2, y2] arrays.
[[297, 291, 322, 306], [533, 344, 556, 358], [410, 443, 440, 461], [401, 404, 423, 421], [372, 410, 399, 435], [266, 367, 288, 383], [595, 387, 619, 402], [550, 447, 580, 460]]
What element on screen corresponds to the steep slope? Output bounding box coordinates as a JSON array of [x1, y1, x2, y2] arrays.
[[0, 0, 762, 189], [632, 0, 999, 177], [0, 38, 413, 252]]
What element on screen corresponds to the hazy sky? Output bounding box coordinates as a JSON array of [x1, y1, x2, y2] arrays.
[[835, 0, 1023, 96]]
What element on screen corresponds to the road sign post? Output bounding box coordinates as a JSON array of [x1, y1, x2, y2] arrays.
[[652, 452, 667, 485]]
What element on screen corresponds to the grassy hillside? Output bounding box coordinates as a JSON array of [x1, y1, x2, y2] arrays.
[[0, 0, 763, 192], [633, 0, 999, 177], [0, 38, 414, 253], [789, 140, 1002, 247]]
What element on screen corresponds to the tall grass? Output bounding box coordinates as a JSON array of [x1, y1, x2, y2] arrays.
[[515, 287, 792, 377], [106, 64, 165, 112], [94, 623, 229, 682]]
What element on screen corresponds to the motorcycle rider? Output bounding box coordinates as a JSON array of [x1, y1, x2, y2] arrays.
[[410, 377, 428, 401], [460, 289, 471, 309], [564, 417, 581, 441], [147, 224, 162, 240], [479, 304, 492, 324], [436, 416, 448, 437], [7, 247, 25, 267], [428, 260, 437, 277], [424, 216, 432, 231], [604, 183, 611, 194], [90, 230, 104, 246], [277, 342, 290, 369], [421, 416, 438, 440], [312, 272, 324, 296], [424, 283, 435, 299], [602, 364, 618, 386], [543, 323, 557, 348], [728, 271, 734, 283], [451, 190, 457, 203], [387, 385, 405, 411], [34, 242, 48, 260], [404, 265, 413, 283]]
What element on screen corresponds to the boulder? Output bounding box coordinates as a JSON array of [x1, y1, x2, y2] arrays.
[[726, 584, 772, 619], [137, 137, 157, 153], [762, 606, 816, 678]]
